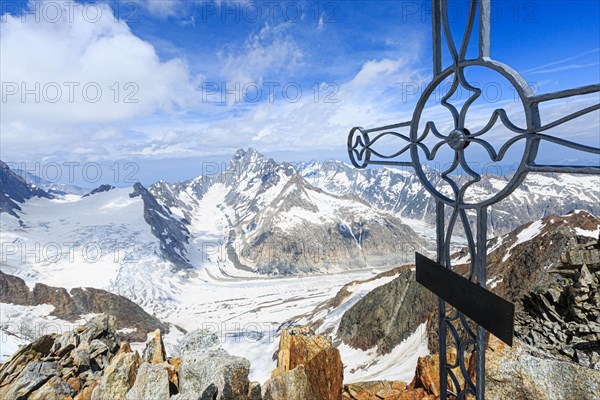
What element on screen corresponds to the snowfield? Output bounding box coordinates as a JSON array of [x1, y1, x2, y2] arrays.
[[0, 188, 158, 290]]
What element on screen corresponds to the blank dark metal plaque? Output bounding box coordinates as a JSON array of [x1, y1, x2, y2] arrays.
[[415, 252, 514, 346]]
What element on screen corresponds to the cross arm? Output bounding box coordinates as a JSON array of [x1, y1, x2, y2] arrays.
[[525, 83, 600, 174], [347, 121, 421, 169]]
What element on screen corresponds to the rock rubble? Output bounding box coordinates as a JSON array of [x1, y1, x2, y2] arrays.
[[515, 237, 600, 369]]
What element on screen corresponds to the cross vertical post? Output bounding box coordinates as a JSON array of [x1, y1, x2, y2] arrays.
[[435, 200, 447, 397], [475, 207, 488, 399]]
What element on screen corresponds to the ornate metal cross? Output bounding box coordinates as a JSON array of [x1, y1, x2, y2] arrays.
[[346, 1, 600, 399]]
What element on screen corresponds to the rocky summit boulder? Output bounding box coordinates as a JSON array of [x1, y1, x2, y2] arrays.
[[0, 315, 121, 400], [91, 350, 141, 400], [177, 329, 251, 400], [262, 326, 343, 400], [125, 362, 170, 400], [485, 336, 600, 400], [142, 329, 167, 364], [123, 325, 176, 400], [262, 365, 313, 400]]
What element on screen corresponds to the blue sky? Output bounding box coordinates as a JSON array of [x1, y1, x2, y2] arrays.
[[1, 0, 598, 185]]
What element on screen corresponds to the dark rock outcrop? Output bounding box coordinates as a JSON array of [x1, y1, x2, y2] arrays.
[[0, 160, 52, 217], [83, 184, 115, 197], [337, 269, 436, 354], [0, 271, 30, 305], [70, 287, 167, 342], [130, 183, 192, 269], [0, 271, 167, 342]]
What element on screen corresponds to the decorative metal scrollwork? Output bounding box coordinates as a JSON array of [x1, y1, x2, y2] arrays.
[[347, 1, 599, 399]]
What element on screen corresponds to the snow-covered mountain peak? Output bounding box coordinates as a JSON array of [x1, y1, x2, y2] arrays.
[[229, 147, 270, 175], [0, 160, 54, 217]]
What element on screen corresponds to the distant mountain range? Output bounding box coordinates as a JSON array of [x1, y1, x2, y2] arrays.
[[2, 148, 599, 278], [0, 148, 426, 315], [299, 159, 600, 236]]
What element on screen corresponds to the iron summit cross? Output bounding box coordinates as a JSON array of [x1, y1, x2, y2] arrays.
[[346, 1, 600, 399]]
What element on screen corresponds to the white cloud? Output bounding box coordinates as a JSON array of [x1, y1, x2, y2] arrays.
[[1, 1, 432, 167], [218, 22, 305, 84], [349, 58, 406, 87], [1, 0, 199, 158], [1, 1, 196, 120], [136, 0, 183, 18], [120, 56, 430, 159]]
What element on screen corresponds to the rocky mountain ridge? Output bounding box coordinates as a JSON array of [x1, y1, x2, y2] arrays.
[[129, 183, 192, 269], [319, 211, 600, 399], [336, 269, 435, 356], [429, 211, 600, 364], [0, 160, 53, 218], [0, 271, 167, 343], [285, 210, 600, 386], [515, 238, 600, 369]]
